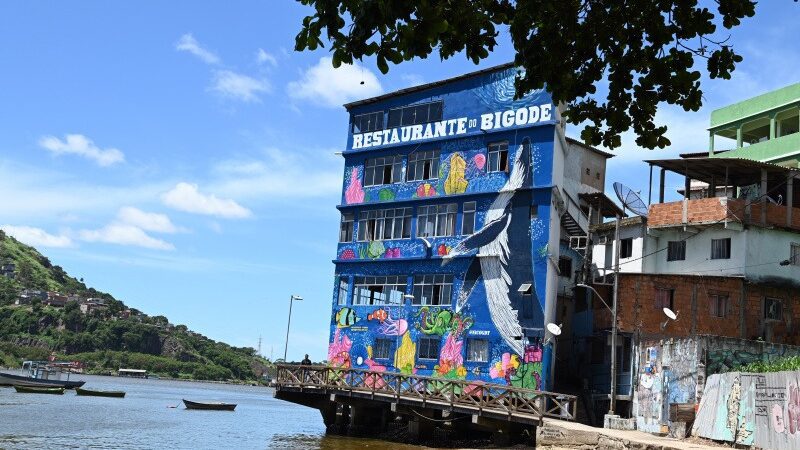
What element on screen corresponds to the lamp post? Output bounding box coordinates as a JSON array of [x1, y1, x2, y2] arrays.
[[283, 294, 303, 362]]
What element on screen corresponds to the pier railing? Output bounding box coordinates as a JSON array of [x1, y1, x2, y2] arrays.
[[275, 364, 576, 422]]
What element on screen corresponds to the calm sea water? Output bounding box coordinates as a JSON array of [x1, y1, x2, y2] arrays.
[[0, 374, 423, 449]]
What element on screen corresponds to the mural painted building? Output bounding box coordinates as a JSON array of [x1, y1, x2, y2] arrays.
[[328, 64, 611, 391]]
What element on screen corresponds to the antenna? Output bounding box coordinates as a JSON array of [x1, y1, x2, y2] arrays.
[[257, 335, 262, 357], [613, 182, 649, 217]]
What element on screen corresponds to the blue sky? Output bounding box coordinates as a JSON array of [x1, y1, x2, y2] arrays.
[[0, 2, 798, 361]]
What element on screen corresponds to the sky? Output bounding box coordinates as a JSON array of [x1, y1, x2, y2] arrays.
[[0, 2, 798, 361]]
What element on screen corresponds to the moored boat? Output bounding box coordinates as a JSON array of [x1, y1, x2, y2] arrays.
[[0, 361, 85, 389], [14, 385, 65, 395], [182, 399, 236, 411], [75, 387, 126, 398]]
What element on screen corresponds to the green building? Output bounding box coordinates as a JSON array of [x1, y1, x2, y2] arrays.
[[709, 82, 800, 166]]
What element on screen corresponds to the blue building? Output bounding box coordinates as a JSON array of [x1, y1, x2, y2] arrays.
[[329, 64, 611, 392]]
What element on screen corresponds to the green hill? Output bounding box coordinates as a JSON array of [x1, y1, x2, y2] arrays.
[[0, 230, 273, 382]]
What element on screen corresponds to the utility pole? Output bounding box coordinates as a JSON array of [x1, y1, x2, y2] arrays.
[[257, 335, 262, 357], [609, 215, 621, 416]]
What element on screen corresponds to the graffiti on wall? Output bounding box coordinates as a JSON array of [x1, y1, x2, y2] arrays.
[[488, 344, 543, 389], [415, 307, 474, 337]]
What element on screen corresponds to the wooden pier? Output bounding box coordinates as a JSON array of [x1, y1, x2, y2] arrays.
[[274, 364, 577, 445]]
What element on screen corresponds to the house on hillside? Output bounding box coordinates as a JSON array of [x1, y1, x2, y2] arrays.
[[16, 289, 47, 305], [45, 292, 68, 307], [0, 262, 15, 279]]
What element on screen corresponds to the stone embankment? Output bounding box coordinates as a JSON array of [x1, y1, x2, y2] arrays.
[[537, 419, 724, 450]]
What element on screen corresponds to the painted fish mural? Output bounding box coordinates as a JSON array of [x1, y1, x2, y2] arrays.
[[335, 307, 360, 328], [368, 308, 388, 323]]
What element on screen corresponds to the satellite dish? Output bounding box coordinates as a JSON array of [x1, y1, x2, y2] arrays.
[[613, 182, 649, 217], [663, 308, 677, 320], [546, 323, 562, 336]]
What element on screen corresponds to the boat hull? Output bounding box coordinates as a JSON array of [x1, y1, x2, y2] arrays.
[[0, 372, 85, 389], [76, 388, 126, 398], [182, 399, 236, 411], [14, 385, 64, 394]]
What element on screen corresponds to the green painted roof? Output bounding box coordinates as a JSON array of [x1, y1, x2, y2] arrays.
[[710, 82, 800, 129]]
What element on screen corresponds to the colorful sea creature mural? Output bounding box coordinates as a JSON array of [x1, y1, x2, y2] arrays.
[[473, 154, 486, 171], [416, 183, 437, 198], [334, 307, 360, 328], [368, 308, 388, 323], [436, 244, 451, 256], [339, 248, 356, 260], [489, 345, 543, 390], [393, 332, 416, 374], [415, 307, 474, 338], [435, 333, 467, 379], [378, 315, 408, 336], [384, 248, 401, 258], [444, 153, 468, 194], [328, 329, 352, 368], [378, 188, 395, 201], [344, 167, 365, 204], [359, 241, 385, 259]]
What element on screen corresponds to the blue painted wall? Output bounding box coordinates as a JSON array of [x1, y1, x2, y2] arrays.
[[329, 66, 560, 390]]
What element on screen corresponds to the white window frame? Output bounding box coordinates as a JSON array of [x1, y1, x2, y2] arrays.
[[711, 238, 731, 260], [352, 111, 384, 134], [337, 277, 349, 306], [417, 337, 440, 360], [357, 208, 412, 241], [466, 339, 489, 362], [407, 150, 440, 182], [462, 201, 476, 235], [353, 276, 407, 306], [339, 213, 354, 243], [487, 141, 509, 173], [363, 156, 402, 187], [416, 204, 457, 238], [412, 274, 453, 306]]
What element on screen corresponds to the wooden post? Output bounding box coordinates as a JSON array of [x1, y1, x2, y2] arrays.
[[761, 168, 768, 225]]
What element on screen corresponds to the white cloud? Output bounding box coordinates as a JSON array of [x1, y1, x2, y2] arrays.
[[1, 225, 72, 248], [161, 182, 252, 219], [256, 48, 277, 67], [175, 33, 220, 65], [211, 70, 270, 102], [400, 73, 424, 87], [117, 207, 181, 233], [39, 134, 125, 167], [79, 224, 174, 251], [287, 56, 382, 107]]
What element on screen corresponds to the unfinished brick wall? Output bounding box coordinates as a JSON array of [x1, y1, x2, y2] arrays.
[[648, 198, 800, 231], [592, 274, 800, 346]]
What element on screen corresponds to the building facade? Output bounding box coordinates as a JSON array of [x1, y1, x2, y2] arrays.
[[327, 65, 608, 391]]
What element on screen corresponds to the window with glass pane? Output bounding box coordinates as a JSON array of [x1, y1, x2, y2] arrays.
[[655, 288, 674, 310], [353, 276, 407, 306], [667, 240, 686, 261], [363, 156, 402, 187], [412, 274, 453, 306], [337, 277, 349, 305], [765, 297, 783, 321], [487, 142, 509, 172], [709, 293, 728, 318], [711, 238, 731, 259], [620, 238, 633, 258], [462, 202, 476, 235], [791, 243, 800, 265], [416, 204, 456, 238], [374, 339, 392, 359], [352, 111, 384, 134], [407, 150, 440, 181], [418, 337, 440, 359], [466, 339, 488, 362], [339, 213, 354, 242], [357, 208, 411, 241], [387, 101, 443, 128]]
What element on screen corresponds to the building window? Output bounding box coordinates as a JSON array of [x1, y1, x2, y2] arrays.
[[791, 243, 800, 265], [666, 240, 686, 261], [487, 142, 509, 173], [709, 293, 729, 318], [374, 339, 392, 359], [412, 274, 453, 306], [364, 156, 402, 186], [339, 213, 354, 243], [765, 297, 783, 321], [338, 277, 349, 305], [466, 339, 489, 362], [357, 208, 412, 241], [417, 204, 457, 237], [462, 202, 476, 235], [620, 238, 633, 259], [407, 150, 440, 181], [558, 257, 572, 278], [387, 101, 443, 128], [655, 288, 674, 310], [352, 111, 384, 134], [418, 337, 440, 359], [353, 276, 407, 306], [711, 238, 731, 260]]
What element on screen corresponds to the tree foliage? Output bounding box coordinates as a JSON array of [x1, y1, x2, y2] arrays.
[[295, 0, 759, 149]]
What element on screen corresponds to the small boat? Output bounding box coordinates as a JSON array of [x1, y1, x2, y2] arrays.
[[75, 387, 126, 398], [182, 399, 237, 411], [0, 361, 85, 389], [14, 385, 65, 395]]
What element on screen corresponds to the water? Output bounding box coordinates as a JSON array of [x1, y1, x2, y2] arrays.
[[0, 374, 423, 449]]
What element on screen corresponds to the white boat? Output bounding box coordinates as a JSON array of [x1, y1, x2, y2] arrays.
[[0, 361, 85, 389]]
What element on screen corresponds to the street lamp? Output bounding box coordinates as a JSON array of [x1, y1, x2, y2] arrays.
[[576, 282, 618, 416], [283, 294, 303, 362]]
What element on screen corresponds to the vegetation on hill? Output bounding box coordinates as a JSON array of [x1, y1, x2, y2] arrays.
[[0, 230, 273, 382]]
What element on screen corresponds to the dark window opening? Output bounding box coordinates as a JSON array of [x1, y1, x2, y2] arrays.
[[418, 337, 440, 359], [620, 238, 633, 259], [765, 297, 783, 321], [339, 213, 354, 242], [711, 238, 731, 260], [558, 257, 572, 278], [387, 101, 444, 128], [374, 339, 392, 359], [488, 142, 509, 173], [667, 240, 686, 261], [352, 111, 384, 134], [655, 288, 674, 310]]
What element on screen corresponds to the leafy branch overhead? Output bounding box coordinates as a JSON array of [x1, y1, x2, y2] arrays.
[[295, 0, 758, 150]]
